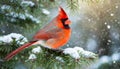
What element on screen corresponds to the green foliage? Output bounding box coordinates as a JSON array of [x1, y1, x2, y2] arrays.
[[0, 38, 97, 69], [0, 38, 29, 69], [0, 0, 101, 69]]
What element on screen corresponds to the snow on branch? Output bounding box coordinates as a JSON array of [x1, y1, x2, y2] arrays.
[[0, 33, 97, 60], [0, 33, 98, 69], [21, 0, 35, 7], [0, 33, 28, 45], [28, 46, 97, 61], [63, 47, 97, 59]]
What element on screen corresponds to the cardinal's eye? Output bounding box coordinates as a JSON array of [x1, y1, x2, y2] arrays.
[[61, 18, 68, 24]]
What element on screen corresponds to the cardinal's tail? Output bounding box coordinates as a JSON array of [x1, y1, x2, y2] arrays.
[[4, 41, 37, 61]]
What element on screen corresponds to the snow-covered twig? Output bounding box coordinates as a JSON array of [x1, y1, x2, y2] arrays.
[[0, 33, 97, 61], [28, 54, 37, 60], [32, 46, 42, 54], [0, 33, 28, 45], [63, 47, 97, 59]]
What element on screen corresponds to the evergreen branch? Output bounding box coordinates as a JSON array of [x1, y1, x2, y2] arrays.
[[0, 36, 98, 69]]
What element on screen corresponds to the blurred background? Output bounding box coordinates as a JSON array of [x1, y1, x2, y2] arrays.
[[0, 0, 120, 69]]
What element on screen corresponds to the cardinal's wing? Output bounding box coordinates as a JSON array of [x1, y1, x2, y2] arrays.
[[33, 19, 63, 40]]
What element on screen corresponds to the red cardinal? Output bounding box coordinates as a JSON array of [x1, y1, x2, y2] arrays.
[[4, 7, 71, 61]]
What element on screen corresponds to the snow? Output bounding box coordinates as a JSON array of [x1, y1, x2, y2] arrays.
[[1, 5, 11, 10], [6, 12, 19, 18], [108, 40, 111, 42], [42, 9, 50, 15], [110, 13, 114, 16], [55, 56, 64, 62], [104, 22, 107, 25], [73, 47, 84, 53], [81, 51, 96, 58], [5, 12, 40, 23], [63, 47, 97, 59], [19, 13, 26, 20], [63, 48, 80, 59], [115, 6, 118, 8], [0, 33, 28, 44], [32, 46, 42, 54], [107, 25, 111, 29], [21, 0, 35, 7], [66, 44, 70, 47], [25, 13, 40, 23], [28, 54, 37, 60]]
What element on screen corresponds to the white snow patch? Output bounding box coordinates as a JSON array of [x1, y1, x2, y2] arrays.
[[6, 12, 19, 18], [56, 56, 64, 62], [21, 0, 35, 7], [28, 54, 37, 60], [19, 13, 26, 20], [42, 9, 50, 15], [73, 47, 84, 53], [25, 13, 40, 23], [32, 46, 42, 54], [81, 51, 96, 58], [63, 48, 80, 59], [1, 5, 11, 10], [63, 47, 97, 59], [5, 12, 40, 23], [0, 33, 28, 44]]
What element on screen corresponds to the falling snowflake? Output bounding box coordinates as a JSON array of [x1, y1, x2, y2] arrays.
[[115, 6, 118, 8], [108, 40, 111, 42], [110, 13, 114, 16], [42, 9, 50, 15], [107, 25, 111, 29], [104, 22, 107, 25], [88, 19, 91, 22]]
